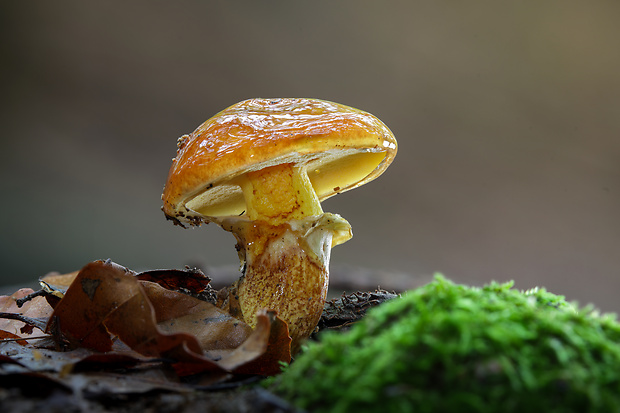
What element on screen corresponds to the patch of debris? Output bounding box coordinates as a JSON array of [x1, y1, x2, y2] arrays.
[[317, 289, 399, 332], [0, 385, 303, 413]]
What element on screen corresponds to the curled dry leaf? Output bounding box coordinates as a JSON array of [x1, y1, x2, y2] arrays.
[[136, 267, 213, 295], [224, 309, 292, 376]]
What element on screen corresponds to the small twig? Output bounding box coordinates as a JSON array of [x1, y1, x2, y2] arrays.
[[0, 335, 52, 343], [15, 289, 48, 308], [0, 312, 48, 332]]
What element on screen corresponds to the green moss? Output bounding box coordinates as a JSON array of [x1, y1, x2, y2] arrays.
[[272, 275, 620, 413]]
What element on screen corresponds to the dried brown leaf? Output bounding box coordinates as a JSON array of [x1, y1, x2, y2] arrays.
[[142, 281, 252, 351], [0, 330, 29, 346], [136, 268, 212, 294], [221, 310, 291, 376]]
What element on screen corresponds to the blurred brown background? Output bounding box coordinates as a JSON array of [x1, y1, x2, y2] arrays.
[[1, 2, 619, 311]]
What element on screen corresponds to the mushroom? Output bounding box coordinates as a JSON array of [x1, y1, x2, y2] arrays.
[[162, 98, 397, 351]]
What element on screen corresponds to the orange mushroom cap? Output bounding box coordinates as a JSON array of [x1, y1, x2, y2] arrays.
[[162, 98, 397, 226]]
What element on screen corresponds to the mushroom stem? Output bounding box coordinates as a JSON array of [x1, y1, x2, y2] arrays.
[[219, 162, 351, 351], [241, 163, 323, 223], [223, 214, 350, 352]]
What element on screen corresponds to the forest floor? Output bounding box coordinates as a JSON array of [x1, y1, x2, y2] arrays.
[[0, 268, 428, 413]]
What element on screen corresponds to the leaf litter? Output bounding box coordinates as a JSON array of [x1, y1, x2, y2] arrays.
[[0, 259, 292, 399], [0, 259, 397, 412]]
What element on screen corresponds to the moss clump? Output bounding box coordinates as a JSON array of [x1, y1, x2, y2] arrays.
[[272, 275, 620, 413]]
